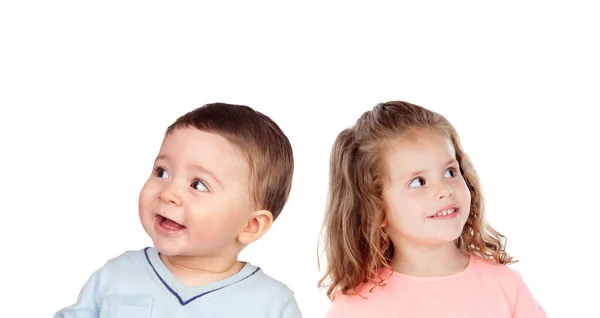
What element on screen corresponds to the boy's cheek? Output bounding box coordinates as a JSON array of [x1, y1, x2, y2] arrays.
[[139, 182, 156, 200], [188, 214, 239, 241]]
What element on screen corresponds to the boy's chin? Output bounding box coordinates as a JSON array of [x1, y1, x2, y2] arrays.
[[151, 240, 183, 256], [151, 242, 214, 258]]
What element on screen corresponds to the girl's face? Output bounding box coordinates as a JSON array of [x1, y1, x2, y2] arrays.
[[382, 129, 471, 247]]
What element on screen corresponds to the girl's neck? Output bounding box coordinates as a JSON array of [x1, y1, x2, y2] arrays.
[[391, 240, 470, 277]]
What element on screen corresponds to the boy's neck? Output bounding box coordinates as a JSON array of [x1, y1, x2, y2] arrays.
[[390, 240, 470, 277], [159, 253, 244, 287]]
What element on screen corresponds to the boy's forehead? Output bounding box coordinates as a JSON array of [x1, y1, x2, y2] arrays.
[[157, 128, 249, 175], [161, 128, 234, 153]]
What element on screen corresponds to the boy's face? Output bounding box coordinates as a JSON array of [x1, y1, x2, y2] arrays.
[[139, 127, 253, 258]]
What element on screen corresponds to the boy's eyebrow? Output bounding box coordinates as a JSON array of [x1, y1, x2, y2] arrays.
[[155, 155, 223, 187], [407, 158, 458, 178], [187, 163, 223, 187]]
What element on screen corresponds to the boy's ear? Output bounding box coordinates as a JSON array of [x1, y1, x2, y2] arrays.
[[237, 210, 273, 245]]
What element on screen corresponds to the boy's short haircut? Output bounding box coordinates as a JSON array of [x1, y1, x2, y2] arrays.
[[166, 103, 294, 220]]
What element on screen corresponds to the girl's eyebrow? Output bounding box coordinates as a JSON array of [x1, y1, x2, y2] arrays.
[[406, 158, 458, 178], [445, 158, 459, 166]]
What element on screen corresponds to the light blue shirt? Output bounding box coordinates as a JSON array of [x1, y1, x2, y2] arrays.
[[54, 247, 302, 318]]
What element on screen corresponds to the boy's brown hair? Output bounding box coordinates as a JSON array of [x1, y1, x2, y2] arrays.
[[166, 102, 293, 220]]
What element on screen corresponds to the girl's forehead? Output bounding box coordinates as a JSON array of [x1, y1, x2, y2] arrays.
[[388, 129, 453, 153], [383, 131, 456, 168]]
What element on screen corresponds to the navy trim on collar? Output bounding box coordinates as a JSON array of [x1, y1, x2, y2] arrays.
[[144, 247, 260, 306]]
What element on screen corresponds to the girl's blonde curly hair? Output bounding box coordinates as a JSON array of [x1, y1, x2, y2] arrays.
[[318, 101, 514, 300]]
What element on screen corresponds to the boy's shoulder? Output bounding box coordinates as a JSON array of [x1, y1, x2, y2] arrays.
[[56, 248, 302, 318], [85, 247, 152, 286], [235, 263, 295, 297], [230, 264, 299, 315], [255, 266, 294, 288], [99, 249, 295, 297], [100, 247, 150, 271]]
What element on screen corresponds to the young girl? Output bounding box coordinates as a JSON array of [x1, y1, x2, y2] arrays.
[[319, 101, 546, 317]]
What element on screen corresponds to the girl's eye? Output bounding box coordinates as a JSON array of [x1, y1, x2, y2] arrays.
[[408, 177, 426, 188], [191, 180, 209, 192], [154, 167, 169, 179], [444, 168, 457, 178]]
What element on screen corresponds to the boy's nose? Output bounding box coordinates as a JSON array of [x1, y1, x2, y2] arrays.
[[159, 184, 183, 206]]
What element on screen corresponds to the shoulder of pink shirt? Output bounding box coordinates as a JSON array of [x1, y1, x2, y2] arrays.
[[324, 255, 547, 318]]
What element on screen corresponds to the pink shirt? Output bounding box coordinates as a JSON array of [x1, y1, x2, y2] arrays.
[[325, 255, 547, 318]]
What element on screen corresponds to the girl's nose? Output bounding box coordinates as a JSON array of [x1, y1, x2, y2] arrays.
[[436, 182, 454, 200]]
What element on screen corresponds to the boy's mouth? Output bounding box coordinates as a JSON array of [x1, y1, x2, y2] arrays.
[[157, 215, 186, 232]]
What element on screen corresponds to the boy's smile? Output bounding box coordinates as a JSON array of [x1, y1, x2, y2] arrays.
[[155, 214, 187, 234], [138, 127, 254, 259]]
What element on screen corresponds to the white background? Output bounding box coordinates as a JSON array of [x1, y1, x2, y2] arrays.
[[1, 1, 598, 317]]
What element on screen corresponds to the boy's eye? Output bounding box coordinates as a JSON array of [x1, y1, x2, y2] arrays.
[[444, 168, 457, 178], [408, 177, 425, 188], [191, 180, 209, 192], [154, 167, 169, 179]]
